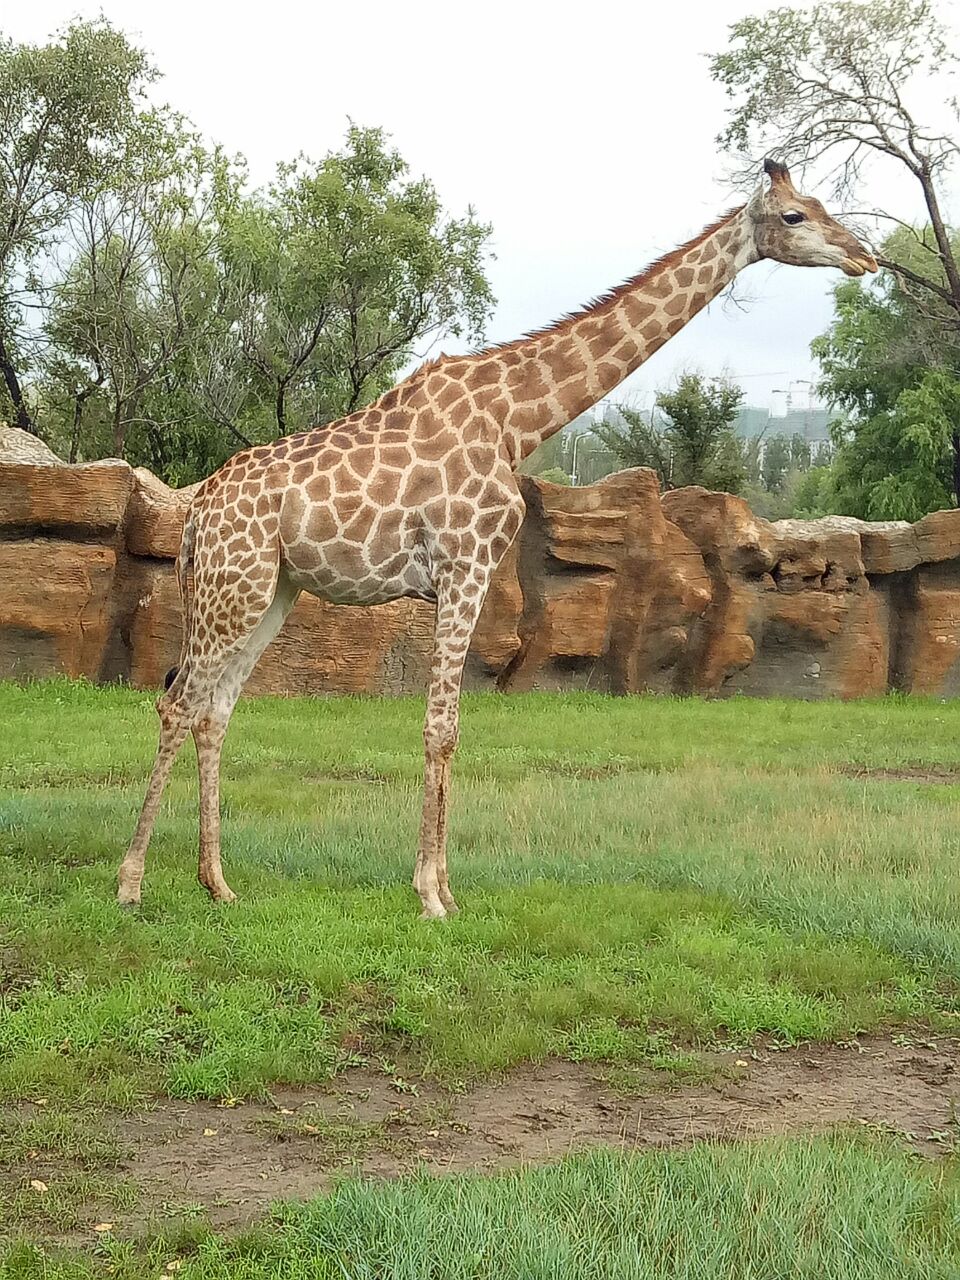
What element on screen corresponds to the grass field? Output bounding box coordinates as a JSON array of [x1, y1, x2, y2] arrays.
[[3, 679, 960, 1275]]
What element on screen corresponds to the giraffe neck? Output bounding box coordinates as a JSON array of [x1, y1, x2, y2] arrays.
[[494, 204, 757, 465]]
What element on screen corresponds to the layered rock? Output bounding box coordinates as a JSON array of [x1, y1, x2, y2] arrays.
[[4, 431, 960, 698]]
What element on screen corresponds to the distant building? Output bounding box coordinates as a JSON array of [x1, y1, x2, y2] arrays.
[[779, 406, 833, 447], [733, 405, 834, 462], [732, 406, 771, 441]]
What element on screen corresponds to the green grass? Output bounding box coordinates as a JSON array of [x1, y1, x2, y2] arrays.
[[5, 680, 960, 1272], [2, 680, 960, 1102], [4, 1135, 960, 1278]]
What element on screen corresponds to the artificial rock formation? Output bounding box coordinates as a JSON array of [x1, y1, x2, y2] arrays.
[[4, 424, 960, 698]]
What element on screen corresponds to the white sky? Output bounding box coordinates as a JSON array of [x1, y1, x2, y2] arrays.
[[4, 0, 948, 414]]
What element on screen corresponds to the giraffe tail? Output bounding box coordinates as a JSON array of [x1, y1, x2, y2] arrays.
[[164, 502, 199, 693]]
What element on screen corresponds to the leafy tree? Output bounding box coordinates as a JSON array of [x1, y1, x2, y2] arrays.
[[596, 375, 746, 493], [813, 225, 960, 518], [762, 434, 792, 493], [37, 122, 494, 483], [593, 405, 671, 479], [711, 1, 960, 361], [216, 127, 493, 437], [0, 20, 153, 431], [790, 433, 813, 471], [46, 113, 233, 466], [788, 465, 837, 517]]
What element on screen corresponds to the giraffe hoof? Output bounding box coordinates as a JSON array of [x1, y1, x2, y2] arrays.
[[116, 895, 141, 912], [419, 904, 448, 921], [209, 888, 238, 905]]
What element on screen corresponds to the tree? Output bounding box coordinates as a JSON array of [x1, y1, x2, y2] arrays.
[[812, 229, 960, 518], [711, 1, 960, 365], [762, 433, 792, 493], [46, 113, 233, 466], [790, 433, 813, 471], [789, 464, 836, 517], [593, 405, 671, 479], [37, 122, 495, 484], [0, 20, 153, 431], [216, 127, 493, 438], [595, 374, 746, 492]]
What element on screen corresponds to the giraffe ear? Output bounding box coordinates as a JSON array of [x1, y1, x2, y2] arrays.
[[763, 158, 795, 190]]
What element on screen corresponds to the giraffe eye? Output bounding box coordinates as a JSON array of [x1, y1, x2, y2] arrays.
[[782, 212, 805, 226]]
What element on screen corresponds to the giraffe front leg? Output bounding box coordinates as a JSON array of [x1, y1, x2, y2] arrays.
[[414, 571, 485, 920], [434, 752, 459, 916], [416, 715, 460, 919]]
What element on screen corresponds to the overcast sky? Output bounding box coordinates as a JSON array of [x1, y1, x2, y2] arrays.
[[5, 0, 945, 415]]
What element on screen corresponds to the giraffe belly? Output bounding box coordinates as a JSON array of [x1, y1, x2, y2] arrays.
[[282, 537, 435, 606], [278, 484, 438, 606]]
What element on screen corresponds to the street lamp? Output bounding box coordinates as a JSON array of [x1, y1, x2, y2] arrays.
[[570, 431, 585, 486]]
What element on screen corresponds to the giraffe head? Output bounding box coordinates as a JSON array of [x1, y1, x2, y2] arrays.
[[746, 159, 878, 278]]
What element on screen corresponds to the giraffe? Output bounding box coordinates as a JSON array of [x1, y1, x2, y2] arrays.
[[117, 159, 877, 919]]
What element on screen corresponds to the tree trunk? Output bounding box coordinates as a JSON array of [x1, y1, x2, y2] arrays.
[[145, 421, 168, 479], [918, 165, 960, 316], [112, 405, 126, 458], [0, 329, 35, 434], [69, 391, 87, 463], [275, 381, 287, 435]]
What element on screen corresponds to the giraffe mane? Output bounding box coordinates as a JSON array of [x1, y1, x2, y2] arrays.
[[389, 203, 746, 393], [473, 205, 746, 358]]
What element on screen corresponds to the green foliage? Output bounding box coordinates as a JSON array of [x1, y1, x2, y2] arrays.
[[788, 465, 836, 517], [38, 123, 493, 483], [745, 434, 824, 518], [813, 228, 960, 520], [43, 113, 235, 472], [0, 19, 154, 430], [761, 434, 791, 493], [596, 375, 746, 493], [215, 126, 493, 439], [829, 371, 959, 521], [594, 405, 669, 478], [0, 19, 153, 267], [0, 24, 493, 481], [534, 466, 571, 485]]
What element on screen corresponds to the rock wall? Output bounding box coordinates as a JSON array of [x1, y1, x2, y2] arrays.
[[4, 424, 960, 698]]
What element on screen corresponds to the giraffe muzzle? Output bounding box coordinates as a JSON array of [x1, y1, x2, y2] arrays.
[[841, 253, 879, 278]]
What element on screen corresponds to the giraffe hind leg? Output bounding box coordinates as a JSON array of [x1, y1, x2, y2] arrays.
[[116, 670, 212, 907], [117, 552, 293, 907], [192, 573, 299, 902]]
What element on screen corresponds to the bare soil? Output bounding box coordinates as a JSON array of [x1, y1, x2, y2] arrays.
[[840, 764, 960, 783], [7, 1034, 960, 1238]]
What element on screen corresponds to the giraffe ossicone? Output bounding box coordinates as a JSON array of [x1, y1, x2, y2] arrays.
[[117, 160, 877, 918]]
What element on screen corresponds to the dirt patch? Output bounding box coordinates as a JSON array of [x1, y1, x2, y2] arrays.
[[6, 1034, 959, 1239], [531, 761, 668, 780], [306, 768, 389, 785], [840, 764, 960, 784]]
